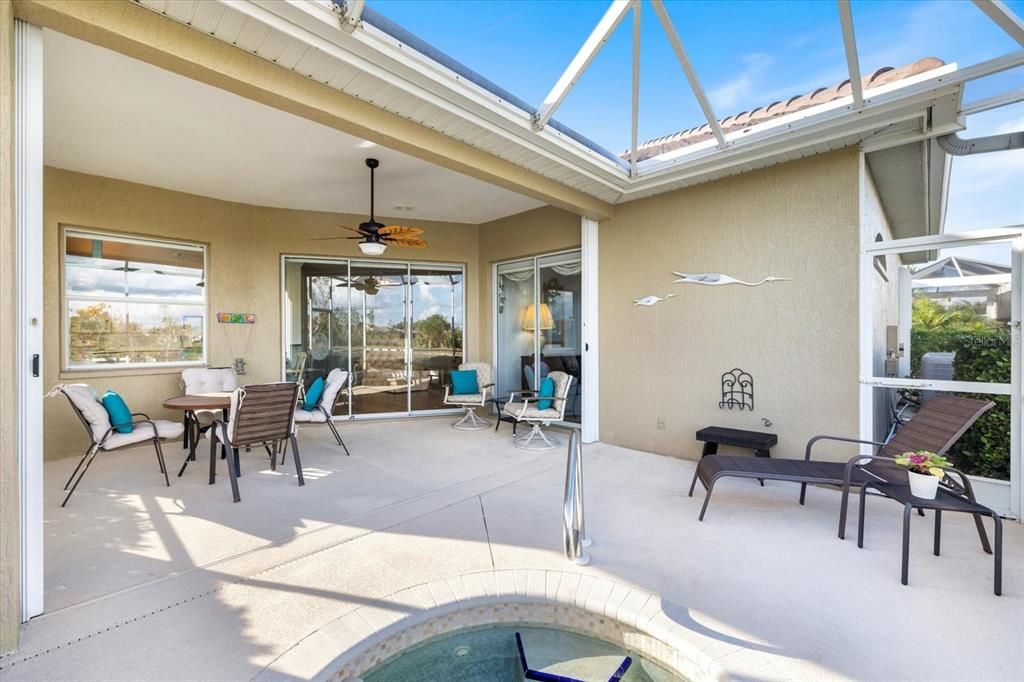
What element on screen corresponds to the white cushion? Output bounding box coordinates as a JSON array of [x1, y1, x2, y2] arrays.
[[293, 408, 329, 423], [62, 384, 112, 443], [193, 409, 219, 426], [458, 362, 493, 389], [445, 393, 484, 405], [102, 420, 185, 449], [317, 369, 349, 410], [182, 367, 238, 395], [503, 403, 560, 421]]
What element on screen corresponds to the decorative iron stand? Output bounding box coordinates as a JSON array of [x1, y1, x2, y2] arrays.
[[720, 368, 754, 411]]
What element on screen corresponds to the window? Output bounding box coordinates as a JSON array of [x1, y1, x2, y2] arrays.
[[63, 228, 206, 369]]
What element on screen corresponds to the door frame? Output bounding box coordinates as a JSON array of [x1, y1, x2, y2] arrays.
[[279, 254, 466, 419], [858, 225, 1024, 519], [15, 18, 45, 621], [491, 247, 588, 432]]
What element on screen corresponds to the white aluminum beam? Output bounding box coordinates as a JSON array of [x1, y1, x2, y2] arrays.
[[650, 0, 726, 148], [533, 0, 634, 131], [629, 3, 641, 176], [973, 0, 1024, 47], [837, 0, 864, 109], [340, 0, 365, 33], [962, 88, 1024, 115]]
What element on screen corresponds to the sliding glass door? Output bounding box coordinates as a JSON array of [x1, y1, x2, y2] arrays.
[[494, 250, 582, 424], [283, 256, 464, 418]]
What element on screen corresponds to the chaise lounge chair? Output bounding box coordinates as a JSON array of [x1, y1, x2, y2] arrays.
[[688, 394, 994, 538]]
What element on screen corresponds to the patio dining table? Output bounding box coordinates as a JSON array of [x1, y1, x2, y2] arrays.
[[163, 393, 232, 476]]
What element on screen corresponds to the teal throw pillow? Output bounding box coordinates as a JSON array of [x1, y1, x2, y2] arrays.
[[450, 370, 479, 395], [537, 377, 556, 410], [303, 376, 325, 411], [101, 390, 133, 433]]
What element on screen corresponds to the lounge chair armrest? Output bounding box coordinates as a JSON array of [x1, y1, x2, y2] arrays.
[[940, 466, 980, 501], [805, 435, 886, 461]]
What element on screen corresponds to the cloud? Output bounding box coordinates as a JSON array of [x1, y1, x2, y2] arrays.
[[708, 53, 774, 111]]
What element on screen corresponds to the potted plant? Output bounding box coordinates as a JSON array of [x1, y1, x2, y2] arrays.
[[895, 450, 951, 499]]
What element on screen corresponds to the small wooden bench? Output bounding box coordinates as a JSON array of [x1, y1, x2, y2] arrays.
[[696, 427, 776, 458], [695, 426, 777, 488]]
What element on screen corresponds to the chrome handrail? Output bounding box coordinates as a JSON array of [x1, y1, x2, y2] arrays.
[[563, 430, 591, 565]]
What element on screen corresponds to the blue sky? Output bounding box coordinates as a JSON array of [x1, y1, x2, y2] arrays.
[[370, 0, 1023, 253], [370, 1, 1021, 150]]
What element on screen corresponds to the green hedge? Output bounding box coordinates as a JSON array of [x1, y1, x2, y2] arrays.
[[910, 329, 1012, 479]]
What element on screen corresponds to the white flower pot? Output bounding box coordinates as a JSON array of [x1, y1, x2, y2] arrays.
[[908, 471, 940, 499]]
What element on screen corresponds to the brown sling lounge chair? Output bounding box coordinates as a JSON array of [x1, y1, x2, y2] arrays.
[[688, 395, 995, 537]]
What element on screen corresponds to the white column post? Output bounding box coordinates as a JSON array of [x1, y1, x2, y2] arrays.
[[581, 216, 600, 443], [857, 154, 875, 451], [15, 18, 45, 621]]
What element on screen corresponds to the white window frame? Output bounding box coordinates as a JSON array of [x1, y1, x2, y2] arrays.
[[61, 227, 209, 371], [859, 225, 1024, 519]]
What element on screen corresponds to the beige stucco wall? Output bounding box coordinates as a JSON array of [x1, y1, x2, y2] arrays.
[[476, 206, 581, 363], [1, 0, 22, 655], [43, 167, 480, 461], [598, 149, 862, 461]]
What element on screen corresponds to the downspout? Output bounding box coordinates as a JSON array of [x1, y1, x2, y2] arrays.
[[936, 130, 1024, 155]]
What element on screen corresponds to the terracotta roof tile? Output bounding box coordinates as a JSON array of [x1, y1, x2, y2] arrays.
[[623, 57, 945, 163]]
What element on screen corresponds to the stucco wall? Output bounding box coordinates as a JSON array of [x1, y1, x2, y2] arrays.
[[476, 206, 581, 364], [1, 0, 21, 655], [42, 167, 480, 461], [598, 149, 862, 462]]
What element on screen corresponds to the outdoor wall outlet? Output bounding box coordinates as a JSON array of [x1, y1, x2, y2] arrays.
[[656, 417, 666, 430]]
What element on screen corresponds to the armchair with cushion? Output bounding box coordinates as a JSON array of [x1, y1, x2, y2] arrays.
[[443, 362, 494, 430], [180, 367, 238, 447], [292, 368, 351, 456], [502, 371, 574, 450], [51, 384, 185, 507]]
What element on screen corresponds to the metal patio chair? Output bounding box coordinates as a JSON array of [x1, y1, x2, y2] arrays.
[[51, 384, 185, 507], [207, 382, 302, 503], [503, 371, 574, 450], [290, 368, 351, 457], [180, 366, 237, 448], [442, 362, 494, 430], [688, 395, 995, 541]]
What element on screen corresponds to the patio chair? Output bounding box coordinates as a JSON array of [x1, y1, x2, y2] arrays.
[[285, 350, 308, 383], [180, 366, 237, 447], [502, 371, 574, 450], [51, 384, 185, 507], [687, 395, 995, 538], [290, 368, 351, 456], [443, 362, 494, 430], [207, 382, 302, 503]]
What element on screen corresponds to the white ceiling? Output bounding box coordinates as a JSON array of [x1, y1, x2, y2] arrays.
[[42, 29, 543, 225]]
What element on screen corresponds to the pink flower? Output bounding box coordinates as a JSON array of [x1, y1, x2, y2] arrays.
[[909, 454, 927, 464]]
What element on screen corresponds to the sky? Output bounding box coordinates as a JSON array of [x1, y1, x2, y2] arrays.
[[369, 0, 1023, 257]]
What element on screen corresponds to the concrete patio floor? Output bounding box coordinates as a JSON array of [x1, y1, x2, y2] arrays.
[[1, 418, 1021, 680]]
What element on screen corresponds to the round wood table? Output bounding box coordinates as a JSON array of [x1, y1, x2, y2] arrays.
[[163, 393, 232, 475], [162, 393, 232, 412]]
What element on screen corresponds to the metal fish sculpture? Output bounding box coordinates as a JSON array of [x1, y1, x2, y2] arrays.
[[632, 294, 677, 307], [672, 272, 790, 286]]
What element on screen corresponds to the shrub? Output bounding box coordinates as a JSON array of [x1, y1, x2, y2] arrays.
[[909, 328, 1012, 479]]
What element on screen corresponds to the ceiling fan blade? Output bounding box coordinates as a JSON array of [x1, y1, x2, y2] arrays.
[[336, 224, 366, 235], [307, 236, 353, 241], [384, 236, 428, 248], [378, 225, 424, 237]]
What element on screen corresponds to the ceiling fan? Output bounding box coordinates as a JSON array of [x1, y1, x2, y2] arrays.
[[312, 158, 428, 256], [334, 275, 417, 296]]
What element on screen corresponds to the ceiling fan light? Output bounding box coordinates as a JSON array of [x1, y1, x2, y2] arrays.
[[358, 241, 387, 256]]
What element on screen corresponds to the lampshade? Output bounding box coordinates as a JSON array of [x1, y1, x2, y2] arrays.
[[358, 241, 387, 256], [522, 303, 554, 331]]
